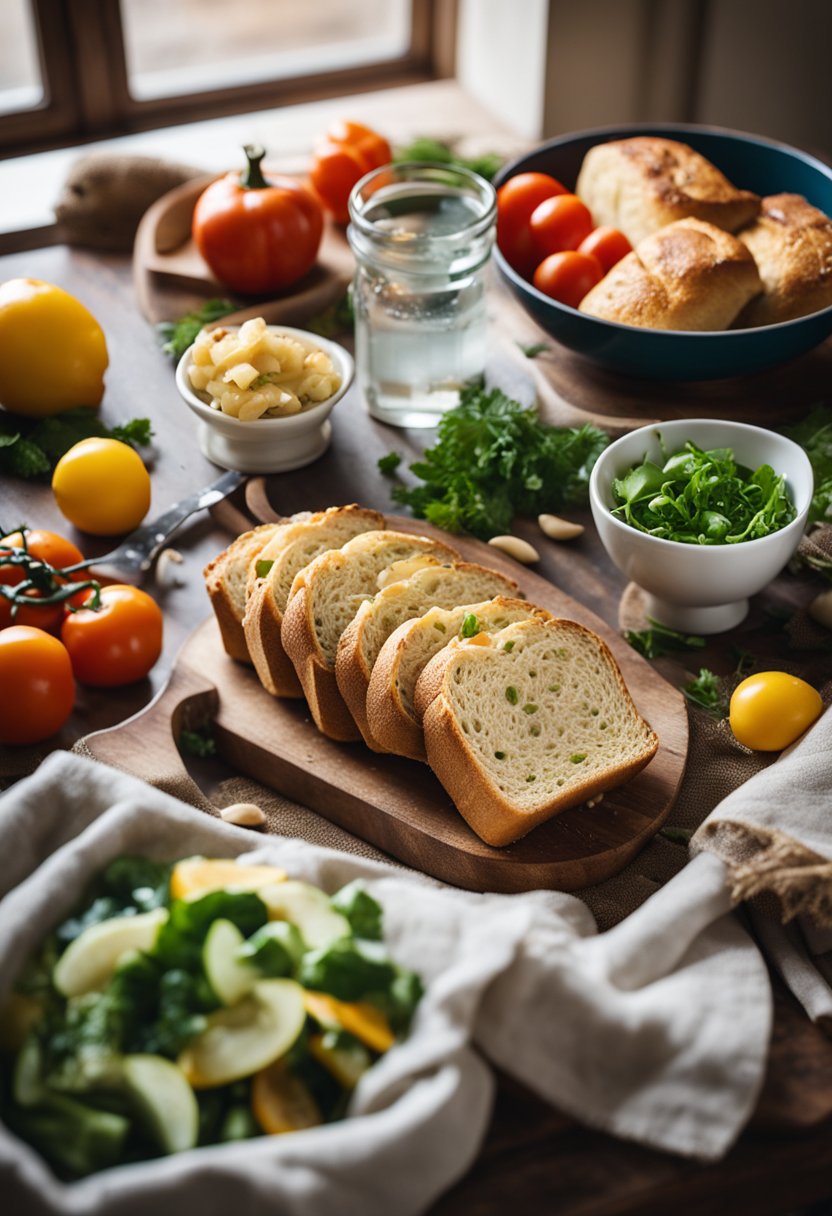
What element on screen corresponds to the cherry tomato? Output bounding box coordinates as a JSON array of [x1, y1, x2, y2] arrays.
[[52, 437, 151, 536], [0, 626, 75, 745], [61, 585, 163, 687], [310, 121, 392, 224], [577, 226, 633, 273], [729, 672, 823, 752], [529, 194, 595, 259], [496, 172, 567, 277], [0, 529, 84, 631], [193, 145, 324, 295], [533, 251, 604, 309]]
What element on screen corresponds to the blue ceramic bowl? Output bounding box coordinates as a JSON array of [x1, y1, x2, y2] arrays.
[[494, 123, 832, 381]]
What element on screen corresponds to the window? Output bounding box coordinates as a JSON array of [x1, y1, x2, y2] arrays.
[[0, 0, 454, 157]]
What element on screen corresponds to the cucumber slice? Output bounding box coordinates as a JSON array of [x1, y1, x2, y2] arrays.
[[258, 881, 350, 950], [178, 978, 306, 1089], [54, 907, 168, 998], [121, 1055, 198, 1154], [203, 919, 257, 1006]]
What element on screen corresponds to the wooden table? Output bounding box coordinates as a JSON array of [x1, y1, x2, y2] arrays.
[[2, 239, 832, 1213]]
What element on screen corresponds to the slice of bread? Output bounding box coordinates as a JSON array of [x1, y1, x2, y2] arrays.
[[336, 563, 521, 751], [366, 597, 553, 762], [243, 505, 385, 698], [204, 522, 285, 663], [281, 530, 459, 740], [415, 617, 658, 847]]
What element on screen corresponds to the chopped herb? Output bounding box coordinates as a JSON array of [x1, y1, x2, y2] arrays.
[[178, 726, 217, 757], [781, 404, 832, 524], [682, 668, 727, 718], [377, 452, 402, 476], [517, 342, 550, 359], [505, 685, 519, 704], [522, 703, 538, 714], [157, 299, 234, 361], [393, 137, 504, 182], [529, 724, 541, 737], [624, 618, 707, 660], [610, 437, 796, 544], [255, 559, 274, 579], [391, 386, 608, 540], [570, 753, 587, 763], [433, 621, 447, 633], [494, 751, 506, 760], [548, 682, 560, 692], [526, 774, 536, 782], [660, 827, 693, 846], [0, 408, 153, 481], [461, 613, 479, 638], [503, 640, 515, 652]]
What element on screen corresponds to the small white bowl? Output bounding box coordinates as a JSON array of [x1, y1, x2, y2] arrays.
[[175, 325, 354, 474], [589, 418, 814, 634]]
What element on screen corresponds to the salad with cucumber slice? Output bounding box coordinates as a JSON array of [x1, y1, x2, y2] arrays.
[[0, 856, 422, 1178]]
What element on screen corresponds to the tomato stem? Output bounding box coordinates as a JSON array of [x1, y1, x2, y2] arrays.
[[241, 145, 269, 191]]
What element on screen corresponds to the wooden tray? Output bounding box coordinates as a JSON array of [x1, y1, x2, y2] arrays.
[[84, 517, 688, 893], [133, 176, 354, 326]]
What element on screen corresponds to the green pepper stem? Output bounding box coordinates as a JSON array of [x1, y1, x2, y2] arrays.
[[241, 145, 269, 190]]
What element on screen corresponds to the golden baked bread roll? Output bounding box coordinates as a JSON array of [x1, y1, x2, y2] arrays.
[[736, 193, 832, 326], [578, 218, 762, 331], [576, 137, 760, 247]]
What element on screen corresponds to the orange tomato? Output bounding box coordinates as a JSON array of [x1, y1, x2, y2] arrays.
[[729, 672, 823, 751], [577, 226, 632, 273], [0, 626, 74, 745], [529, 193, 595, 259], [61, 584, 163, 687], [0, 529, 84, 632], [193, 145, 323, 295], [533, 251, 604, 309], [309, 121, 392, 224], [496, 172, 567, 277]]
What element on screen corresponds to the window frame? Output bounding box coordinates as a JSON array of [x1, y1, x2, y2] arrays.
[[1, 0, 456, 157]]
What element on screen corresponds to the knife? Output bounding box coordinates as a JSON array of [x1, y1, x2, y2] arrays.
[[85, 469, 246, 582]]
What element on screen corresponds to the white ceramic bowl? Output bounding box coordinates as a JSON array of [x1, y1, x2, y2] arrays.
[[175, 325, 354, 474], [589, 418, 814, 634]]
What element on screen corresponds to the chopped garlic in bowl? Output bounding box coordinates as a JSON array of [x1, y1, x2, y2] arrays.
[[187, 316, 342, 421]]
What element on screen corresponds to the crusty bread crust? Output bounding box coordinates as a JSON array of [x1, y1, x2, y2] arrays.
[[417, 618, 658, 847], [576, 137, 760, 247], [280, 584, 362, 741], [737, 193, 832, 327], [203, 523, 281, 664], [579, 218, 761, 331], [243, 578, 304, 698], [367, 597, 551, 761]]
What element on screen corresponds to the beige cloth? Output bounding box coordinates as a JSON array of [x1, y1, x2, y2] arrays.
[[0, 751, 771, 1216]]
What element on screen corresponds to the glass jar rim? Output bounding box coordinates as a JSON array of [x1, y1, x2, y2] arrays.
[[347, 160, 497, 245]]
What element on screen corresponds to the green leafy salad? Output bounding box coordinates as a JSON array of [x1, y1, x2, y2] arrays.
[[610, 437, 796, 544], [0, 855, 422, 1179]]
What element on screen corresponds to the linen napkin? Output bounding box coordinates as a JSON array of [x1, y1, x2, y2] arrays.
[[692, 704, 832, 1027], [0, 753, 771, 1216]]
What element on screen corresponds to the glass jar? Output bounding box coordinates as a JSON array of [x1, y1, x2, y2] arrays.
[[347, 162, 497, 428]]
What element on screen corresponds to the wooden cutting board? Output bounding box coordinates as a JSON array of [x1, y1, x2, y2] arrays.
[[84, 516, 688, 893]]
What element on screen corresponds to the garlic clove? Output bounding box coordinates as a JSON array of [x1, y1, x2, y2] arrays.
[[487, 535, 540, 564], [220, 802, 267, 828], [538, 514, 584, 541], [808, 588, 832, 630]]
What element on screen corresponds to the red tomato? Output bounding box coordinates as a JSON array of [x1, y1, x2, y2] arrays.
[[310, 120, 392, 224], [529, 194, 594, 259], [193, 145, 323, 295], [496, 172, 568, 277], [577, 226, 632, 273], [0, 626, 74, 745], [0, 529, 84, 632], [533, 251, 604, 309], [61, 585, 163, 687]]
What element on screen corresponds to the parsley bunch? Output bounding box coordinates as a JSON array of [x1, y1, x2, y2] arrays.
[[0, 409, 152, 480], [389, 386, 608, 540]]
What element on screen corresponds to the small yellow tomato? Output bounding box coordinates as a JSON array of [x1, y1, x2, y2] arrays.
[[52, 437, 151, 535], [729, 671, 823, 752], [0, 278, 108, 417]]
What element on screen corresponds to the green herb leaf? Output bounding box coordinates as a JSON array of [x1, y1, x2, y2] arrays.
[[157, 299, 234, 361], [178, 726, 217, 757], [0, 407, 152, 481], [624, 618, 707, 660], [330, 881, 383, 941], [682, 667, 727, 718], [393, 138, 504, 183], [517, 341, 550, 359], [782, 404, 832, 524], [659, 826, 693, 846], [377, 452, 402, 476], [461, 612, 479, 638], [254, 559, 274, 579]]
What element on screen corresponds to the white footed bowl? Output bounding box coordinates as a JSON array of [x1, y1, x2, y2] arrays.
[[589, 418, 814, 634], [175, 325, 354, 474]]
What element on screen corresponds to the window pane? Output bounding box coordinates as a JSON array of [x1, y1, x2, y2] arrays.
[[121, 0, 412, 101], [0, 0, 44, 116]]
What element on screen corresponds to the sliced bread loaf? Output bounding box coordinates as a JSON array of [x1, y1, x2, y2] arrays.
[[415, 617, 658, 846], [204, 522, 284, 663], [336, 562, 521, 751], [243, 505, 385, 698], [366, 597, 552, 761], [281, 530, 459, 740]]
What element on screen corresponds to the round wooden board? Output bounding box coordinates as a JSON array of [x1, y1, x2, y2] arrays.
[[85, 516, 688, 893]]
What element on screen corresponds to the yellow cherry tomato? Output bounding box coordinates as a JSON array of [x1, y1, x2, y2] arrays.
[[729, 671, 823, 752], [0, 279, 108, 417], [52, 437, 151, 535]]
